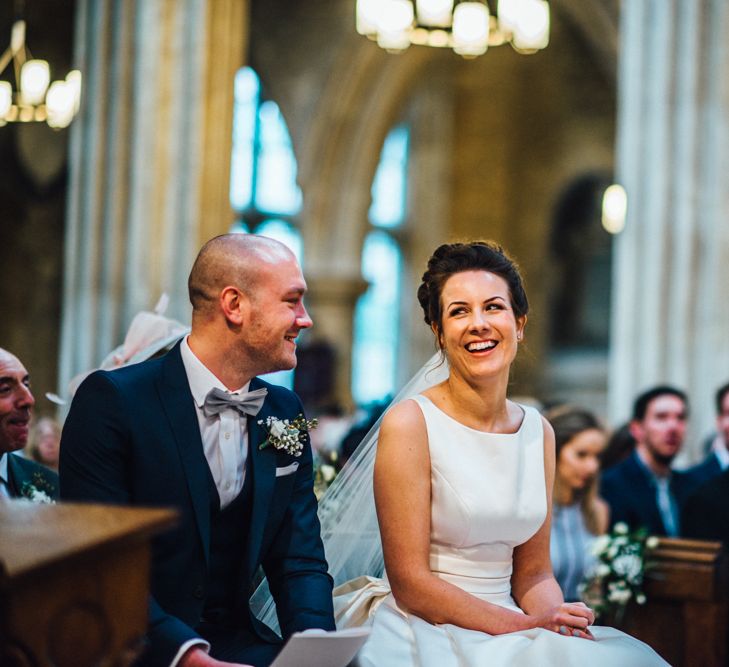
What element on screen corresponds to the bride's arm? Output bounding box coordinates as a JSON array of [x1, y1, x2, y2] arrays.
[[375, 401, 540, 635], [511, 416, 594, 638]]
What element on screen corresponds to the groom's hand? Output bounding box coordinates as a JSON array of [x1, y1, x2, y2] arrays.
[[179, 646, 254, 667]]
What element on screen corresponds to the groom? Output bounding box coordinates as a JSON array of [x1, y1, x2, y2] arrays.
[[60, 235, 335, 667]]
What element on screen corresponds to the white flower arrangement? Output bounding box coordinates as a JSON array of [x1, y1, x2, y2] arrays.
[[580, 522, 658, 622], [258, 414, 318, 457]]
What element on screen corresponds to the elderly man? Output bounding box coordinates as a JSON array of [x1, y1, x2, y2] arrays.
[[601, 386, 693, 536], [0, 348, 58, 500], [60, 235, 335, 667]]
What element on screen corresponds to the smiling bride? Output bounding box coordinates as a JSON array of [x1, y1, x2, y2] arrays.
[[332, 241, 668, 667]]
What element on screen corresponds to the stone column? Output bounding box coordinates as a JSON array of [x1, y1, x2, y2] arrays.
[[609, 0, 729, 452], [59, 0, 245, 393], [303, 275, 368, 411]]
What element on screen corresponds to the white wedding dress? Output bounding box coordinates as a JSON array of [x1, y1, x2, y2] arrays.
[[333, 395, 669, 667]]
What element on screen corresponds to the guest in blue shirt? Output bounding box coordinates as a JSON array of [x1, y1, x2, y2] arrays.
[[547, 406, 609, 602], [601, 386, 693, 537]]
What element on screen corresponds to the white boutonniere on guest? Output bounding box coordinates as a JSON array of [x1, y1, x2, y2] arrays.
[[20, 481, 56, 504], [258, 414, 318, 457]]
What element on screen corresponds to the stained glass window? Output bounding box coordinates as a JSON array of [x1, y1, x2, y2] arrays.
[[352, 126, 409, 405], [229, 67, 304, 389]]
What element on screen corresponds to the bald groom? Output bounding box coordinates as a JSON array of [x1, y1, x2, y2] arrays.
[[60, 235, 335, 667]]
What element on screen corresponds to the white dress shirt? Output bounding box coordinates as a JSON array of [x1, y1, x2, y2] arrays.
[[180, 336, 250, 509], [171, 337, 255, 667], [0, 453, 9, 498], [711, 435, 729, 470]]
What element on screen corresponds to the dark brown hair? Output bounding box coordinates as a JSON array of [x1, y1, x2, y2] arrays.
[[417, 241, 528, 339]]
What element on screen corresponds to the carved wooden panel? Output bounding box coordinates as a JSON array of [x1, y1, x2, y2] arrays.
[[612, 537, 728, 667], [0, 501, 177, 667]]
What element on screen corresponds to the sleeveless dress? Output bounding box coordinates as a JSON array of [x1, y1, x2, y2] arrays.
[[550, 503, 598, 602], [333, 396, 668, 667]]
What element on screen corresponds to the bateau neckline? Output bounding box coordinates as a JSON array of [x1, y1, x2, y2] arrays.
[[415, 394, 528, 436]]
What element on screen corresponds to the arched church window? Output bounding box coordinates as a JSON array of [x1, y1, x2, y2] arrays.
[[229, 67, 303, 388], [549, 173, 613, 350], [352, 126, 409, 405]]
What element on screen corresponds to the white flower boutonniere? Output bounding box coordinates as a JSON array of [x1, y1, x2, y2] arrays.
[[21, 481, 55, 504], [258, 414, 318, 457]]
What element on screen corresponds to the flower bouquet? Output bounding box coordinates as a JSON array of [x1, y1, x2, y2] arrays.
[[580, 522, 659, 624]]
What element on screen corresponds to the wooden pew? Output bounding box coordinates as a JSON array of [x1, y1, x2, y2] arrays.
[[613, 537, 728, 667], [0, 500, 177, 667]]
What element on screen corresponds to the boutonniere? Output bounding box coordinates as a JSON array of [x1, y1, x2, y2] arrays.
[[20, 473, 56, 504], [258, 414, 318, 457]]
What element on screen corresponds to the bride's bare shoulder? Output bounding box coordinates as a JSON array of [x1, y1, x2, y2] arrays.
[[381, 397, 426, 432]]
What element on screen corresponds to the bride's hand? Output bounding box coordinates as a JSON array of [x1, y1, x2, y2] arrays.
[[532, 602, 595, 640]]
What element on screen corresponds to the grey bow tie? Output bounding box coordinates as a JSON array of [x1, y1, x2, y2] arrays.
[[202, 387, 268, 418]]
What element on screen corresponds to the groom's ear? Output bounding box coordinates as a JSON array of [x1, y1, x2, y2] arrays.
[[219, 285, 249, 326]]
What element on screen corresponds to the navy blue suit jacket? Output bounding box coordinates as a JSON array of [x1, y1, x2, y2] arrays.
[[59, 344, 334, 666], [682, 467, 729, 542], [600, 451, 693, 536], [684, 452, 723, 493], [5, 452, 59, 499]]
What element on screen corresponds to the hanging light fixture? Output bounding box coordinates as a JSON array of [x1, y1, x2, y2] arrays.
[[0, 19, 82, 129], [356, 0, 550, 58]]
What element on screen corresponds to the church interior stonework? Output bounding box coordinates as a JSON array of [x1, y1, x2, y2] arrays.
[[2, 0, 729, 448], [3, 2, 729, 665]]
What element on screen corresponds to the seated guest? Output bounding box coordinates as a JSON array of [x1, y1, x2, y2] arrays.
[[546, 406, 609, 602], [685, 381, 729, 490], [600, 422, 635, 471], [0, 348, 58, 500], [601, 386, 693, 536], [28, 416, 61, 472], [682, 467, 729, 543]]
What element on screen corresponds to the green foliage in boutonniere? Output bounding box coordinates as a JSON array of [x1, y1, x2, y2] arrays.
[[258, 414, 318, 457], [21, 471, 57, 504]]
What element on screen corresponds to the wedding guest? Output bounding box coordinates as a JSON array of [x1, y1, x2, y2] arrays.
[[0, 348, 58, 500], [601, 386, 693, 536], [684, 381, 729, 489], [546, 406, 609, 602], [61, 235, 335, 667], [28, 416, 61, 472], [599, 422, 635, 471], [682, 467, 729, 543]]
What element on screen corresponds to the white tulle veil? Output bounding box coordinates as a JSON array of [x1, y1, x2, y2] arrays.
[[250, 352, 449, 631]]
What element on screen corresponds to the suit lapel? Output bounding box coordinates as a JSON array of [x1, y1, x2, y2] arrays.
[[6, 453, 24, 497], [246, 377, 277, 578], [157, 345, 212, 564]]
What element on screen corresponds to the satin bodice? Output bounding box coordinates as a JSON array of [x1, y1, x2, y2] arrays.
[[411, 395, 547, 601]]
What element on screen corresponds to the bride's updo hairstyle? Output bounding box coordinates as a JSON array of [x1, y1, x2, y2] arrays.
[[417, 241, 529, 343]]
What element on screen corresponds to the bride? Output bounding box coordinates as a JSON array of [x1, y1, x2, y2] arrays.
[[329, 241, 668, 666]]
